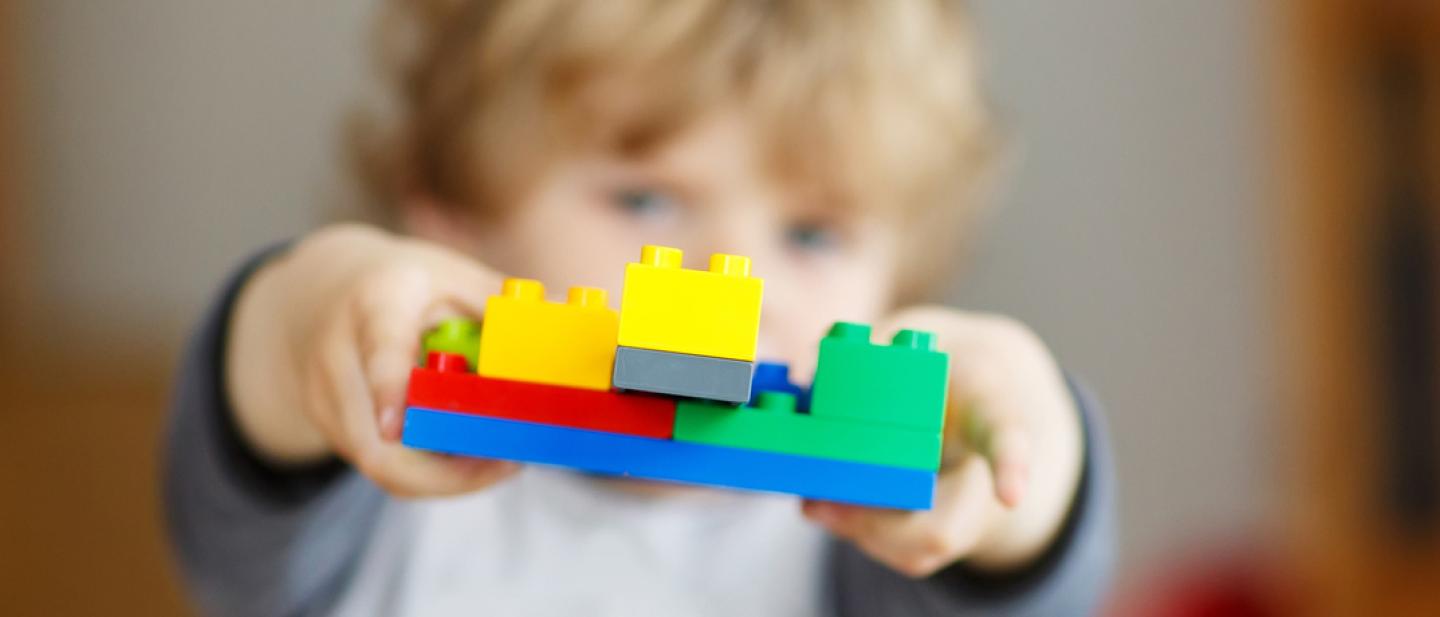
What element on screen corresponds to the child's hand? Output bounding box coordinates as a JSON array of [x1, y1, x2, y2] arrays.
[[801, 306, 1084, 577], [227, 224, 520, 498]]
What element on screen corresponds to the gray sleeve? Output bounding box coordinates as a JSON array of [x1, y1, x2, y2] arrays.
[[826, 376, 1117, 616], [162, 246, 387, 617]]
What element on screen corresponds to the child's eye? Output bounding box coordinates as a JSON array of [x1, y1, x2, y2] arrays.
[[785, 221, 843, 254], [612, 188, 679, 220]]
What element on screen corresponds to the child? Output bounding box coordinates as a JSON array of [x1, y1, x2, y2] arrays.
[[165, 1, 1114, 614]]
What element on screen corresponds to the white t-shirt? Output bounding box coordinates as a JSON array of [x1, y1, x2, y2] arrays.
[[333, 468, 828, 617]]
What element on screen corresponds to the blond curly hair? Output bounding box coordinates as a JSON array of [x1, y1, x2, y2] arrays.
[[349, 0, 994, 295]]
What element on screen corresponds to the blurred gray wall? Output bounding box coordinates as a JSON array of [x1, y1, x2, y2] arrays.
[[965, 0, 1271, 570], [18, 0, 1269, 575], [17, 1, 372, 352]]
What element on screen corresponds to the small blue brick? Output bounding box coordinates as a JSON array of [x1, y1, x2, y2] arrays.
[[749, 361, 810, 410], [404, 407, 934, 510]]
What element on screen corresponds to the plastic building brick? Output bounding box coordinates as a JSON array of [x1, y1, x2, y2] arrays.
[[616, 245, 763, 362], [401, 252, 952, 510], [408, 351, 674, 439], [749, 361, 809, 410], [403, 407, 935, 509], [612, 346, 753, 404], [809, 322, 950, 432], [425, 350, 471, 373], [421, 318, 481, 370], [477, 278, 618, 391], [674, 392, 941, 470]]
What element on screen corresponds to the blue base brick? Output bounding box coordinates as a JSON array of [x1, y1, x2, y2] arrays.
[[404, 407, 934, 510]]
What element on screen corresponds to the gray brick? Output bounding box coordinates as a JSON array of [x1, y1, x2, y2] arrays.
[[612, 346, 753, 404]]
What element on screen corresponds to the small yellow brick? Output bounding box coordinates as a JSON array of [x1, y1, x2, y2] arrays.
[[617, 245, 764, 361], [477, 278, 619, 390]]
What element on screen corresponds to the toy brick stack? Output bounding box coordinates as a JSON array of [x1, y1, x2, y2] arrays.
[[402, 245, 950, 509]]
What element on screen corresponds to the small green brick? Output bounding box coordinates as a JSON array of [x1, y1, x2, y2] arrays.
[[674, 392, 941, 470], [421, 318, 481, 370], [809, 322, 949, 432]]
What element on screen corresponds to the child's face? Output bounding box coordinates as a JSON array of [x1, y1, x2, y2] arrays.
[[407, 112, 902, 378]]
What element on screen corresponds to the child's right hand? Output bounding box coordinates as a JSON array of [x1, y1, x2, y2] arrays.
[[226, 223, 520, 497]]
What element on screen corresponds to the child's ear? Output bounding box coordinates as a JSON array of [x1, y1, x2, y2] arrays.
[[400, 194, 480, 251]]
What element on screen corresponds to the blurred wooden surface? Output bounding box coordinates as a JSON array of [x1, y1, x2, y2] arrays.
[[1279, 0, 1440, 615], [0, 346, 191, 616]]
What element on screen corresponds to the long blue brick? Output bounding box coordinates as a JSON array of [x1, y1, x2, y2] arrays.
[[403, 407, 934, 509]]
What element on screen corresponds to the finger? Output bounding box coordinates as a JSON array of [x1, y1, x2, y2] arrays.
[[801, 500, 935, 574], [355, 441, 521, 498], [801, 500, 897, 542], [404, 240, 504, 319], [986, 422, 1031, 507], [304, 308, 366, 461], [801, 454, 998, 577], [960, 407, 1032, 508], [328, 308, 520, 496], [355, 250, 503, 441], [354, 265, 439, 442], [801, 500, 962, 578]]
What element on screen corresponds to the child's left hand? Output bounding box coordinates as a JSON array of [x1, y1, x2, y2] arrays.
[[801, 306, 1085, 577]]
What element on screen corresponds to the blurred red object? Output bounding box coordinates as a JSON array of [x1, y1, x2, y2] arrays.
[[1108, 545, 1291, 617]]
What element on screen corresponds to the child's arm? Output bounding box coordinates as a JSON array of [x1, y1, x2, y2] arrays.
[[808, 308, 1116, 613], [164, 225, 517, 614]]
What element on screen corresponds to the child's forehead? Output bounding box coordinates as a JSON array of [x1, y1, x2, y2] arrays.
[[514, 3, 988, 220]]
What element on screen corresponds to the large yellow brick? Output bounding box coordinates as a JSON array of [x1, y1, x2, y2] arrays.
[[477, 278, 618, 391], [617, 245, 763, 361]]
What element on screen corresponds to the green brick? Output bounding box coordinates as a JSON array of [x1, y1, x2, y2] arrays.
[[421, 318, 481, 370], [809, 322, 949, 432], [674, 392, 941, 470]]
